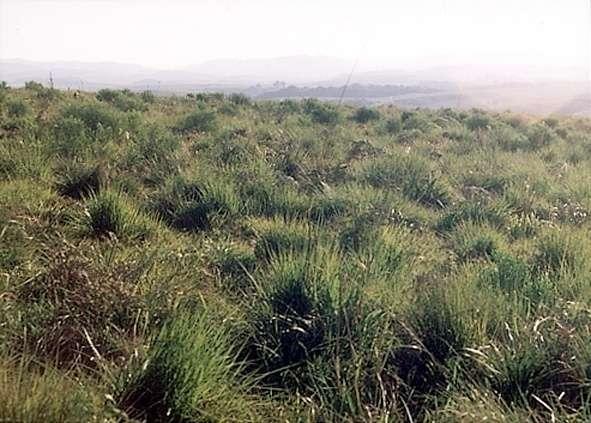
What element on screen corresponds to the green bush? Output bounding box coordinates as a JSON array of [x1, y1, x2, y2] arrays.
[[6, 99, 30, 118], [61, 102, 119, 133], [384, 116, 402, 134], [51, 116, 91, 155], [96, 88, 146, 112], [176, 108, 217, 132], [352, 107, 380, 124], [302, 98, 340, 125], [228, 93, 251, 105]]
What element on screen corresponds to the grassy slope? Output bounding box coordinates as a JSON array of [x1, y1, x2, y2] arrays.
[[1, 84, 591, 421]]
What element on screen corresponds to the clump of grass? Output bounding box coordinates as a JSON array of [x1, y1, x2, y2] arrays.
[[228, 92, 251, 105], [531, 229, 585, 277], [450, 224, 505, 262], [15, 240, 141, 365], [387, 287, 473, 412], [249, 217, 312, 260], [363, 154, 451, 208], [479, 320, 590, 413], [51, 115, 91, 156], [243, 247, 363, 389], [0, 357, 106, 422], [465, 112, 492, 131], [208, 240, 257, 291], [437, 200, 509, 232], [307, 193, 349, 222], [6, 99, 30, 118], [96, 88, 147, 112], [116, 309, 259, 422], [55, 161, 105, 199], [149, 174, 240, 232], [82, 191, 154, 240]]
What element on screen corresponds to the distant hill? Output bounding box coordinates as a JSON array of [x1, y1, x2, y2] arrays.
[[1, 57, 589, 116]]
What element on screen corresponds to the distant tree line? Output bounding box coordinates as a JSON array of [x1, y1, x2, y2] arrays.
[[257, 83, 436, 99]]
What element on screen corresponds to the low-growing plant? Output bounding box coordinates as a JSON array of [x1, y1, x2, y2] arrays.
[[55, 162, 105, 199], [450, 224, 504, 262], [82, 191, 154, 239], [363, 154, 451, 208], [250, 217, 312, 260], [116, 310, 258, 421], [0, 358, 106, 422], [149, 175, 240, 231]]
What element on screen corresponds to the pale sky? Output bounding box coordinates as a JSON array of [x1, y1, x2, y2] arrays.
[[1, 0, 590, 70]]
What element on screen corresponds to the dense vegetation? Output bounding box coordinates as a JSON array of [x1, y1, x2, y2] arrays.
[[1, 83, 591, 422]]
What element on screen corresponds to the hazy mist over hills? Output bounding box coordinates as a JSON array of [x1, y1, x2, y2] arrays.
[[1, 56, 589, 116]]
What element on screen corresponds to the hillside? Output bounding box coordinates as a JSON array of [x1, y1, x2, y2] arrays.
[[1, 84, 591, 421]]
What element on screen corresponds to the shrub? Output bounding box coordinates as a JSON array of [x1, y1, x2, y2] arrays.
[[228, 93, 251, 105], [384, 116, 402, 134], [61, 103, 119, 133], [6, 99, 30, 118], [176, 108, 217, 132], [352, 107, 381, 124], [51, 116, 91, 155], [302, 98, 340, 125]]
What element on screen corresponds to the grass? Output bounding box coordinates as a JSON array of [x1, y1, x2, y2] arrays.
[[115, 309, 261, 422], [1, 85, 591, 421]]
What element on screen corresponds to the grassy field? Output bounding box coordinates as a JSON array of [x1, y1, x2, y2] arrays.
[[1, 82, 591, 422]]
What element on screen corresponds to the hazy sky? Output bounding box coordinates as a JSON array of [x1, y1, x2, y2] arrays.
[[1, 0, 590, 70]]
